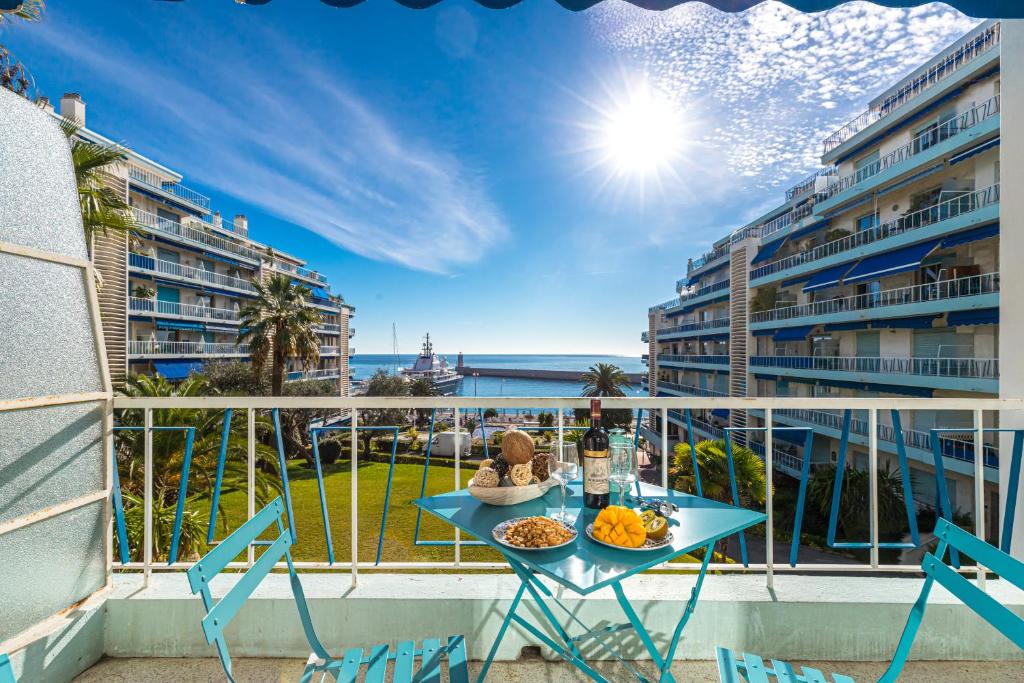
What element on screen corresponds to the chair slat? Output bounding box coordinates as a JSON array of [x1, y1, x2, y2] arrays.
[[0, 653, 15, 683], [446, 635, 469, 683], [800, 666, 828, 683], [741, 653, 770, 683], [936, 520, 1024, 590], [770, 659, 799, 683], [924, 552, 1024, 649], [715, 647, 743, 683], [418, 638, 442, 683], [337, 648, 364, 683], [187, 497, 284, 594], [363, 644, 390, 683], [201, 530, 291, 644], [393, 640, 417, 683], [832, 674, 856, 683]]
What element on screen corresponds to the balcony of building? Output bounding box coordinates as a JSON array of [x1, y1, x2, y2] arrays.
[[750, 184, 999, 286], [126, 163, 212, 214], [684, 242, 730, 278], [128, 252, 258, 296], [129, 296, 241, 324], [655, 354, 730, 372], [286, 367, 343, 382], [656, 317, 730, 341], [315, 323, 342, 334], [821, 22, 1000, 159], [816, 95, 1000, 216], [132, 207, 262, 264], [662, 280, 731, 316], [126, 340, 250, 358], [749, 354, 999, 393], [751, 273, 999, 330], [270, 259, 330, 285], [320, 345, 341, 356]]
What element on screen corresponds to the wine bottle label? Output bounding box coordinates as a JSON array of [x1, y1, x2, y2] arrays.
[[583, 449, 609, 495]]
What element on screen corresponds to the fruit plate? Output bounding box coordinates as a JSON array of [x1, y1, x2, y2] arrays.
[[492, 517, 578, 551], [468, 477, 558, 506], [584, 523, 673, 551]]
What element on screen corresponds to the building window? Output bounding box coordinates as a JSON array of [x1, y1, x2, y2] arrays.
[[855, 211, 879, 232]]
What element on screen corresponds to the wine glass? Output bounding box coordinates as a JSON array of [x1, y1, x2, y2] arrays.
[[609, 442, 638, 507], [550, 442, 579, 523]]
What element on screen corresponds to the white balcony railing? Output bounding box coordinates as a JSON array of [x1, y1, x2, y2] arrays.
[[128, 253, 256, 294], [286, 368, 342, 382], [657, 317, 730, 338], [132, 207, 261, 263], [104, 395, 1009, 580], [821, 95, 1000, 203], [320, 345, 341, 355], [822, 23, 1000, 153], [127, 165, 212, 211], [271, 259, 329, 284], [657, 381, 728, 397], [751, 184, 999, 281], [750, 355, 999, 380], [127, 340, 249, 357], [129, 296, 241, 322], [657, 354, 730, 366], [687, 243, 730, 274], [316, 324, 342, 334], [751, 273, 999, 324]]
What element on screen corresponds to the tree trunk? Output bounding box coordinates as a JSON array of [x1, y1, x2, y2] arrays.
[[271, 342, 284, 397]]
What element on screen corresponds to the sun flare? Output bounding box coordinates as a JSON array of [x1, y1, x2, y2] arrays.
[[597, 83, 686, 176]]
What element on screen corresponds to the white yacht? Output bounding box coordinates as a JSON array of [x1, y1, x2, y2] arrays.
[[400, 334, 463, 396]]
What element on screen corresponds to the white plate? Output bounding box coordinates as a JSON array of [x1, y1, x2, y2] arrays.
[[492, 516, 578, 551], [584, 523, 673, 551]]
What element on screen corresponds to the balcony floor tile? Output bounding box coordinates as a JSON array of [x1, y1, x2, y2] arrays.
[[74, 655, 1018, 682]]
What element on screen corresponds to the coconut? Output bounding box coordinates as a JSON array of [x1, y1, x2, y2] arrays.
[[501, 429, 535, 465]]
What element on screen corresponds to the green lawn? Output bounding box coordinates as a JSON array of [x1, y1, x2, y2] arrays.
[[212, 456, 703, 567]]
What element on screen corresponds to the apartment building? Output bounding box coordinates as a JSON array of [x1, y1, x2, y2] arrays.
[[643, 21, 1001, 536], [48, 93, 355, 394]]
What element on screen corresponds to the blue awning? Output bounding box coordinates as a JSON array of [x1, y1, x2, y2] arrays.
[[156, 321, 205, 331], [153, 360, 204, 380], [773, 325, 816, 342], [751, 239, 785, 265], [205, 324, 239, 333], [947, 308, 998, 327], [697, 332, 730, 342], [311, 286, 332, 299], [753, 328, 775, 337], [951, 137, 1000, 165], [842, 239, 940, 285], [872, 314, 939, 329], [772, 428, 810, 446], [785, 218, 829, 243], [781, 273, 812, 288], [711, 409, 729, 419], [203, 251, 249, 268], [686, 260, 728, 286], [820, 194, 872, 220], [878, 163, 946, 199], [824, 320, 870, 332], [941, 223, 998, 248], [681, 292, 729, 314], [803, 262, 856, 292]]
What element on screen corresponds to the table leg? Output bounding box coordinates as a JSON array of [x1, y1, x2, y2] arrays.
[[477, 582, 526, 683], [611, 545, 713, 683]]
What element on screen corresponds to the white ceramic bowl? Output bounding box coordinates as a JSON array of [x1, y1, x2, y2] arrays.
[[467, 477, 558, 506]]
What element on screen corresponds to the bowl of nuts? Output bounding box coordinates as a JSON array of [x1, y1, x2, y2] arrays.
[[492, 516, 577, 551]]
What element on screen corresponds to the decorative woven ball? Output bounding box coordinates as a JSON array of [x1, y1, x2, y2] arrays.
[[509, 462, 533, 487], [474, 467, 500, 488], [531, 453, 550, 482], [502, 429, 535, 465], [491, 455, 510, 479], [479, 459, 494, 469]]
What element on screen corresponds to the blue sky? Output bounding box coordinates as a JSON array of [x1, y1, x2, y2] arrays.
[[5, 1, 978, 355]]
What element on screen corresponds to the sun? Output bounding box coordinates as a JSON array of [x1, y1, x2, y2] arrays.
[[597, 82, 686, 177]]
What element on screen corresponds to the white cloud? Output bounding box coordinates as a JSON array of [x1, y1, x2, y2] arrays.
[[586, 0, 979, 191], [32, 19, 507, 275]]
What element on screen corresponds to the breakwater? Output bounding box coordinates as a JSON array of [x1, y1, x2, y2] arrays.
[[456, 366, 643, 383]]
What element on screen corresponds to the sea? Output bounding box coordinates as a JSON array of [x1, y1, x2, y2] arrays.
[[350, 354, 646, 399]]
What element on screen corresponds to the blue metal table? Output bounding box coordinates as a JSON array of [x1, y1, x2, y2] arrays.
[[415, 480, 766, 683]]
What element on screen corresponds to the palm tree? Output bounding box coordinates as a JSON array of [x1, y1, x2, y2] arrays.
[[806, 464, 910, 544], [115, 374, 280, 562], [0, 1, 44, 98], [408, 377, 436, 426], [581, 362, 631, 397], [669, 438, 766, 560], [238, 274, 322, 396], [58, 118, 137, 245]]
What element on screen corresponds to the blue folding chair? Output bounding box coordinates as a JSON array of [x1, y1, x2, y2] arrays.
[[189, 497, 468, 683], [0, 653, 14, 683], [717, 519, 1024, 682]]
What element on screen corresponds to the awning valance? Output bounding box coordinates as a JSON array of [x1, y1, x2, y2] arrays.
[[751, 239, 785, 265], [157, 321, 205, 331], [842, 239, 940, 285], [941, 223, 998, 248], [947, 308, 998, 327], [234, 2, 1024, 18], [951, 137, 1000, 165], [773, 325, 816, 342], [872, 314, 939, 329], [803, 262, 855, 292]]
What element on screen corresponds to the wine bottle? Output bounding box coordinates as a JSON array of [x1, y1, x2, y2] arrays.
[[582, 399, 609, 509]]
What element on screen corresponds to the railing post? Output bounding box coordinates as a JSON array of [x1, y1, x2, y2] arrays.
[[351, 408, 358, 587], [974, 408, 986, 589], [247, 408, 255, 567], [557, 406, 564, 456], [454, 408, 461, 567], [660, 407, 668, 489], [143, 407, 153, 586], [869, 409, 880, 569], [765, 408, 774, 588]]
